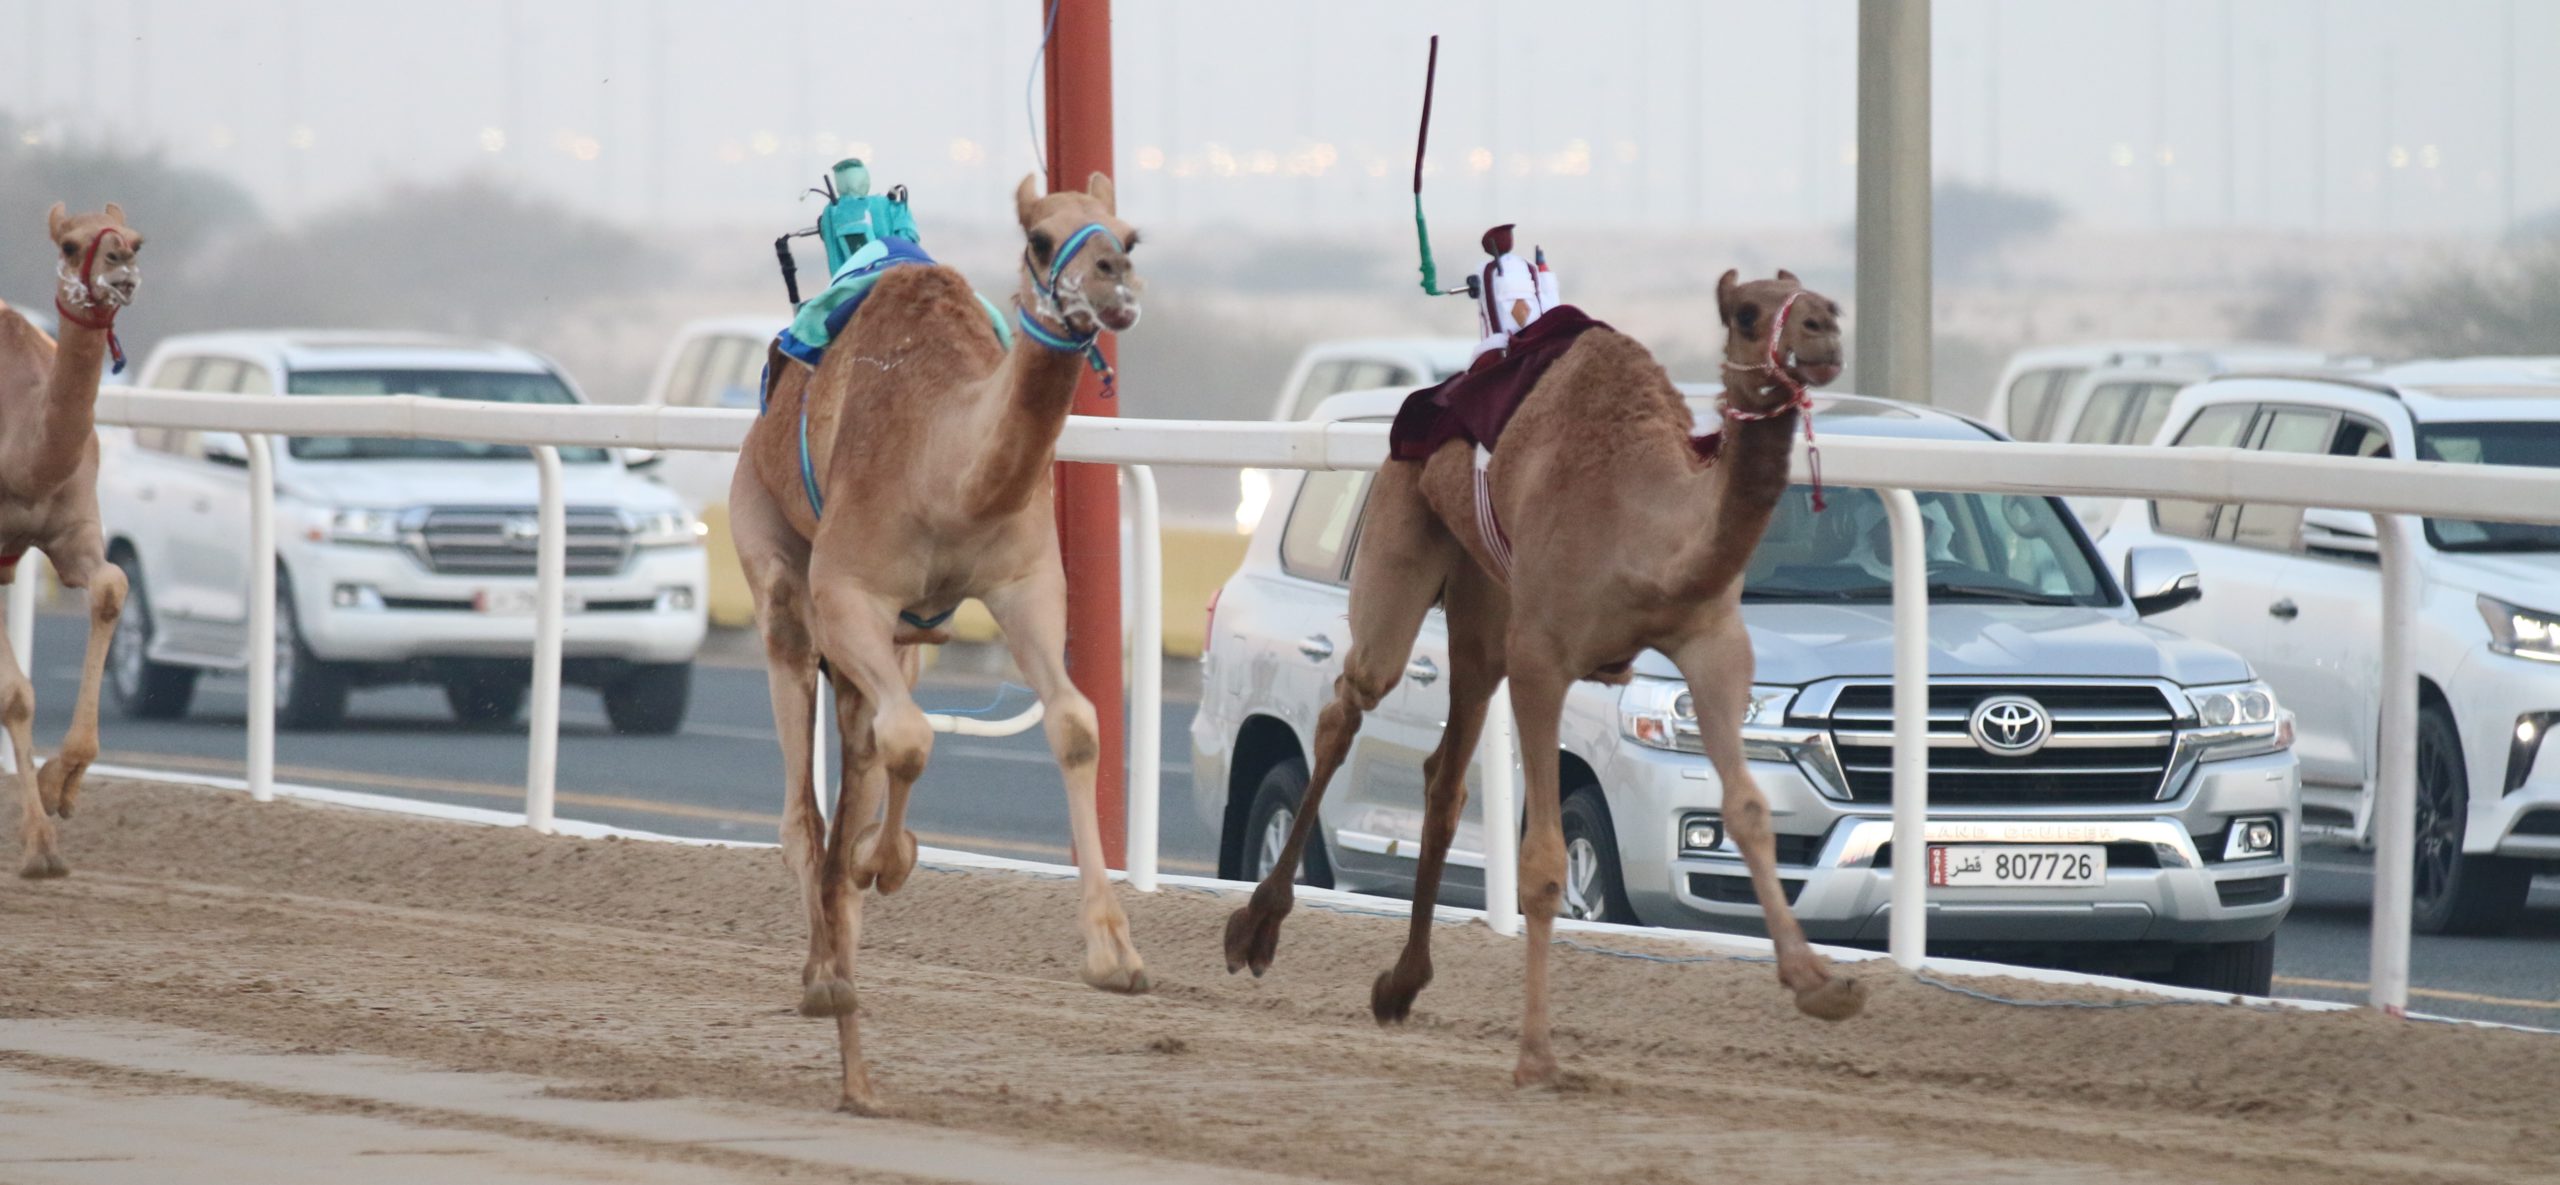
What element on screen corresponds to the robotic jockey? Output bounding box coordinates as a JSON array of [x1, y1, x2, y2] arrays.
[[1470, 223, 1561, 362]]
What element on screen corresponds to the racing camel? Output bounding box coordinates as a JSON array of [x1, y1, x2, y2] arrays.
[[1225, 270, 1868, 1086], [2, 203, 144, 881], [731, 173, 1145, 1113]]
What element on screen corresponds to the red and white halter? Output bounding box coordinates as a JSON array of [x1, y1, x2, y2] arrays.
[[53, 226, 132, 374], [1716, 289, 1823, 511]]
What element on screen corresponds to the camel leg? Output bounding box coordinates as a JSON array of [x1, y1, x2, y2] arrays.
[[1372, 564, 1508, 1023], [1505, 647, 1573, 1087], [752, 580, 846, 1016], [800, 582, 926, 1113], [1, 578, 63, 879], [1671, 620, 1866, 1023], [37, 545, 124, 822], [817, 663, 890, 1114], [1225, 463, 1459, 977], [850, 643, 925, 895], [981, 572, 1148, 993]]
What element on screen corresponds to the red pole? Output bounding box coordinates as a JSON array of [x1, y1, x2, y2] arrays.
[[1043, 0, 1125, 868]]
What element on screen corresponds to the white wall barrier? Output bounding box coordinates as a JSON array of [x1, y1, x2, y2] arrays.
[[57, 385, 2560, 1016]]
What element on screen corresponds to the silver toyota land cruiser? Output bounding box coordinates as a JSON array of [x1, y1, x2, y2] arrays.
[[1191, 390, 2300, 994]]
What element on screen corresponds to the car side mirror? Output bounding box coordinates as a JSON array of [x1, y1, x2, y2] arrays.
[[200, 431, 251, 468], [2301, 507, 2378, 559], [621, 447, 664, 473], [2124, 545, 2202, 616]]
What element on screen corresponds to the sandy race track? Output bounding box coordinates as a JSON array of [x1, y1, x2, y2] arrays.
[[5, 779, 2558, 1184]]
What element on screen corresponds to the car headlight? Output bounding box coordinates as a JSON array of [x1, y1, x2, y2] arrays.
[[1621, 679, 1794, 756], [2479, 595, 2560, 663], [632, 509, 706, 549], [2184, 680, 2292, 760], [325, 507, 402, 546]]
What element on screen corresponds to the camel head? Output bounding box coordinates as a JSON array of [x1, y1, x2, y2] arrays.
[[1715, 269, 1841, 410], [47, 201, 144, 313], [1014, 172, 1141, 338]]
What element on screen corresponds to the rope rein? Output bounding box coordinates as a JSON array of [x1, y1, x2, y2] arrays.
[[1715, 290, 1822, 510]]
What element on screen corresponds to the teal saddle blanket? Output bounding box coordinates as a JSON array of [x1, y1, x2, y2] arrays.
[[772, 236, 1009, 372]]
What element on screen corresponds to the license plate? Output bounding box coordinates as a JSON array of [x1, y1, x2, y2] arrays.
[[474, 588, 577, 616], [1928, 845, 2105, 888]]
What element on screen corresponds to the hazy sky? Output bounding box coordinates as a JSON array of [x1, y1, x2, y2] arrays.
[[8, 0, 2552, 237]]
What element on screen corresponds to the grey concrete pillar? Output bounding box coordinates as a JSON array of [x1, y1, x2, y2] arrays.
[[1856, 0, 1931, 404]]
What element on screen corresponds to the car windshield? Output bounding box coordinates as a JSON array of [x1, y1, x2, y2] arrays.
[[2417, 422, 2560, 552], [1741, 486, 2112, 606], [285, 369, 608, 463]]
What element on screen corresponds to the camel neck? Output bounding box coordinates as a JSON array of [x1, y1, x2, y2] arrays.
[[22, 321, 108, 494], [965, 330, 1092, 518], [1666, 395, 1799, 601]]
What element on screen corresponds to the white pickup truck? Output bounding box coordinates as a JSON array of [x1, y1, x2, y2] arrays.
[[1231, 338, 1473, 535], [97, 331, 708, 733]]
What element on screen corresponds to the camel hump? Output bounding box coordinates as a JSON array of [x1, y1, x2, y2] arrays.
[[848, 266, 1006, 353]]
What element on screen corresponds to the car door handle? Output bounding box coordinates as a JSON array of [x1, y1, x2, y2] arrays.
[[1405, 657, 1439, 686], [1297, 634, 1335, 662], [2269, 598, 2300, 620]]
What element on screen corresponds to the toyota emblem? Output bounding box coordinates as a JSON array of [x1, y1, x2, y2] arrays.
[[503, 516, 542, 550], [1968, 695, 2052, 757]]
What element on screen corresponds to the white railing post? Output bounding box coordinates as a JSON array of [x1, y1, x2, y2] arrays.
[[2, 573, 32, 775], [1126, 464, 1163, 892], [1482, 679, 1521, 937], [813, 677, 832, 827], [524, 445, 566, 834], [1881, 489, 1931, 967], [246, 435, 277, 802], [2370, 513, 2421, 1015]]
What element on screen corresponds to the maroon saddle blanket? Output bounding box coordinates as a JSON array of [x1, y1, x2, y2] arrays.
[[1387, 304, 1609, 462]]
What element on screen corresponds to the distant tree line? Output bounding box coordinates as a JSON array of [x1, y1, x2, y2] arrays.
[[2, 113, 658, 355]]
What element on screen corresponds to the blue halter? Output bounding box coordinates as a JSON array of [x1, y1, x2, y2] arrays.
[[1014, 221, 1123, 397]]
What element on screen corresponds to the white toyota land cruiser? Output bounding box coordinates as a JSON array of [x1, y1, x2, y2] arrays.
[[97, 332, 708, 733]]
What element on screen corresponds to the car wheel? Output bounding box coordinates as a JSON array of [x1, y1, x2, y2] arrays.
[[2167, 935, 2276, 996], [274, 584, 349, 731], [105, 553, 198, 720], [1560, 783, 1638, 924], [443, 673, 527, 727], [602, 663, 691, 735], [2411, 704, 2532, 935], [1242, 755, 1333, 889]]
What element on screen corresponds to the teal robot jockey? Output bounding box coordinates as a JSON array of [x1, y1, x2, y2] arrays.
[[770, 158, 1009, 374]]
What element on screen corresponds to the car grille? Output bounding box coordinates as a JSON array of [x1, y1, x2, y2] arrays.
[[411, 507, 632, 577], [1818, 683, 2178, 805]]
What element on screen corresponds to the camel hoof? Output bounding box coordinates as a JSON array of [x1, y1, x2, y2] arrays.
[[1222, 901, 1288, 977], [871, 829, 918, 895], [798, 978, 858, 1018], [19, 850, 69, 880], [1512, 1051, 1560, 1089], [1082, 959, 1152, 995], [37, 758, 81, 819], [836, 1091, 888, 1117], [1370, 961, 1432, 1025], [1793, 975, 1868, 1022]]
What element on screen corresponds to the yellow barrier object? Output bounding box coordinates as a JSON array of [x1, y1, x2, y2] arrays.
[[698, 503, 758, 629]]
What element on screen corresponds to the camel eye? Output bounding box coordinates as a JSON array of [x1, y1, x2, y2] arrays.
[[60, 242, 77, 258]]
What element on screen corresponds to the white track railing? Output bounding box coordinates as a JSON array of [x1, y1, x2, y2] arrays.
[[41, 385, 2560, 1016]]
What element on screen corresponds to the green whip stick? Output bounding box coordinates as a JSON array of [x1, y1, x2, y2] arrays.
[[1410, 35, 1472, 299]]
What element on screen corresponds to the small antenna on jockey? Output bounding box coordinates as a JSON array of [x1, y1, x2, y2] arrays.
[[1410, 35, 1479, 301]]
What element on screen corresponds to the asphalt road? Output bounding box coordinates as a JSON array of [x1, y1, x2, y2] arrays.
[[18, 611, 2560, 1029]]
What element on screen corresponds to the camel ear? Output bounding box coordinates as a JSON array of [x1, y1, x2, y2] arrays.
[[1715, 268, 1740, 326], [1775, 267, 1798, 284], [47, 202, 67, 241], [1015, 174, 1043, 230], [1086, 171, 1115, 214], [104, 202, 126, 226]]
